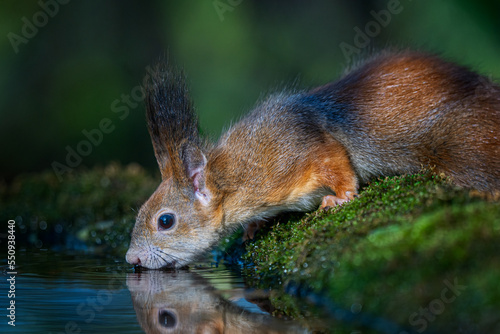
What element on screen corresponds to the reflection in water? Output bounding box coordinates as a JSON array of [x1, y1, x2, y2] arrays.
[[126, 269, 309, 334]]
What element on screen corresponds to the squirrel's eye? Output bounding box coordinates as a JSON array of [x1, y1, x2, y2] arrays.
[[158, 310, 177, 328], [158, 213, 175, 231]]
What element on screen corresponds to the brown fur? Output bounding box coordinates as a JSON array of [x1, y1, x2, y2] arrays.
[[311, 51, 500, 190], [126, 50, 500, 269]]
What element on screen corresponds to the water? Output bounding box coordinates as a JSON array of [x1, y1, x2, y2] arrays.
[[0, 249, 312, 333]]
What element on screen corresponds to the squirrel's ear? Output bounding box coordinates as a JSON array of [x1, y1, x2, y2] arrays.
[[181, 143, 210, 205]]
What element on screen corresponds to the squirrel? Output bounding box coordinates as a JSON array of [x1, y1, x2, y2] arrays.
[[126, 50, 500, 269]]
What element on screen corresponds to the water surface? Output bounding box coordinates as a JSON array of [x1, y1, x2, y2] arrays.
[[1, 249, 313, 333]]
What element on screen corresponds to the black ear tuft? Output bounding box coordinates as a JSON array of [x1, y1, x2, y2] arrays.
[[143, 59, 202, 181]]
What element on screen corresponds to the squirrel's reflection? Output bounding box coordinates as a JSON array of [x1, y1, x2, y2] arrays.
[[126, 269, 308, 334]]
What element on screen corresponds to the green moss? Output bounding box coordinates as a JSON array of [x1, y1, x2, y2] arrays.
[[3, 166, 499, 332], [242, 173, 500, 333], [0, 163, 158, 254]]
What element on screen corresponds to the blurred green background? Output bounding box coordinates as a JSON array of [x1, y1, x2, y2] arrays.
[[1, 0, 500, 181]]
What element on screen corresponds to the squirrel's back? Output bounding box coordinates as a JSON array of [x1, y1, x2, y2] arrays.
[[221, 50, 500, 192], [312, 50, 500, 190]]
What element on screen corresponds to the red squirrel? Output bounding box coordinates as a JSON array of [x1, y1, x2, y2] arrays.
[[126, 50, 500, 269]]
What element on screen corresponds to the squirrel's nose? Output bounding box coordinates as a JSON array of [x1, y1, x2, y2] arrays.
[[126, 252, 142, 266]]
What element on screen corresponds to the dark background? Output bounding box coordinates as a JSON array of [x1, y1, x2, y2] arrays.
[[1, 0, 500, 181]]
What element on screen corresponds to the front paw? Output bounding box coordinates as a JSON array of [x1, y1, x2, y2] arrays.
[[242, 220, 267, 241], [320, 191, 358, 210]]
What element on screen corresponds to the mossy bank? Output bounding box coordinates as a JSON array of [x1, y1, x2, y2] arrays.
[[2, 166, 499, 333], [242, 173, 500, 333]]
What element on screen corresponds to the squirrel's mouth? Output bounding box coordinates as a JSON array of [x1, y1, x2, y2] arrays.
[[126, 247, 189, 270]]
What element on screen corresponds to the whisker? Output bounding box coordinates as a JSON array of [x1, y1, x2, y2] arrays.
[[155, 248, 189, 264], [156, 248, 184, 262]]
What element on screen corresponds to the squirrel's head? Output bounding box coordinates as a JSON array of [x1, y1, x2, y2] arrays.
[[126, 142, 222, 269], [126, 63, 221, 269], [126, 160, 221, 269]]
